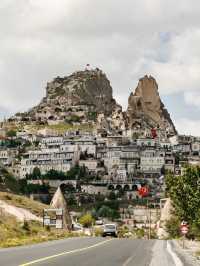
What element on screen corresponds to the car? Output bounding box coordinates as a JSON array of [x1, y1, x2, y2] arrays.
[[95, 219, 104, 225], [72, 223, 83, 232], [102, 223, 117, 237]]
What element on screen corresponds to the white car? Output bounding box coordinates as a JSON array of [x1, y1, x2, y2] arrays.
[[72, 223, 83, 232], [95, 220, 104, 225], [102, 223, 117, 237]]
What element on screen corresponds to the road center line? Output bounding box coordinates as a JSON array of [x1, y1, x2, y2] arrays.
[[19, 239, 113, 266], [122, 254, 135, 266], [167, 241, 183, 266]]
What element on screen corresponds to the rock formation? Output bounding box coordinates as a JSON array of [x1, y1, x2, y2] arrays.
[[50, 186, 72, 230], [19, 68, 119, 124], [127, 75, 176, 135], [12, 69, 177, 137]]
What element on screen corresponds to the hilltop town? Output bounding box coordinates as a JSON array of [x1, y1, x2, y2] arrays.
[[0, 68, 199, 234]]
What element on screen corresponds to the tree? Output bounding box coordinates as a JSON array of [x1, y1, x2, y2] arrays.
[[97, 205, 113, 218], [67, 194, 77, 206], [44, 169, 66, 180], [79, 213, 94, 228], [165, 216, 181, 238], [166, 166, 200, 227], [108, 191, 116, 200], [32, 167, 41, 180], [6, 130, 16, 138]]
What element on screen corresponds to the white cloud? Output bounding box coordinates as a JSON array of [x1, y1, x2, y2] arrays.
[[144, 29, 200, 95], [175, 118, 200, 136], [184, 91, 200, 108], [0, 0, 200, 130]]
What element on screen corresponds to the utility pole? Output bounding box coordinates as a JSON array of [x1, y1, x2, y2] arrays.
[[149, 207, 151, 240], [147, 200, 151, 240]]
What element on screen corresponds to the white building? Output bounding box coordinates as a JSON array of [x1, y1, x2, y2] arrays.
[[136, 138, 156, 147], [140, 156, 165, 174], [20, 148, 74, 178], [0, 148, 18, 166], [40, 136, 64, 148]]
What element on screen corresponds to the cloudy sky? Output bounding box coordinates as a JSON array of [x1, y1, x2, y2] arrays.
[[0, 0, 200, 135]]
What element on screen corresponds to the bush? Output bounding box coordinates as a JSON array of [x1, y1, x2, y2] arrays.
[[79, 213, 94, 228], [6, 130, 16, 138], [94, 227, 103, 237], [117, 226, 129, 238], [165, 216, 181, 238], [134, 228, 145, 239]]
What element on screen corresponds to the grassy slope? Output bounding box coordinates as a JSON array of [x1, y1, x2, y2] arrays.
[[0, 192, 77, 248], [0, 213, 71, 248], [25, 122, 94, 134], [0, 192, 48, 216]]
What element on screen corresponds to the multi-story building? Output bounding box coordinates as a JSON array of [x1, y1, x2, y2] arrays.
[[191, 142, 200, 156], [20, 148, 75, 178], [40, 136, 64, 149], [0, 148, 18, 166]]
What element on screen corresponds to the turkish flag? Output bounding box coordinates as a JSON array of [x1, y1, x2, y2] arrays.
[[138, 186, 149, 197], [151, 128, 157, 139]]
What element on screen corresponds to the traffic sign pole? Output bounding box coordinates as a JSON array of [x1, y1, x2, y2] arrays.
[[180, 222, 189, 249]]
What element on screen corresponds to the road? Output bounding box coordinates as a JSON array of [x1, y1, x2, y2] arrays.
[[0, 237, 188, 266]]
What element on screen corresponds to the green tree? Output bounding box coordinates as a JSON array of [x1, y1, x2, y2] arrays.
[[32, 167, 41, 180], [6, 130, 16, 138], [108, 191, 116, 200], [166, 166, 200, 226], [165, 216, 181, 238]]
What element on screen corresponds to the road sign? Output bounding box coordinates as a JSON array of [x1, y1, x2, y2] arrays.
[[180, 222, 189, 249], [181, 224, 189, 235], [43, 208, 63, 229]]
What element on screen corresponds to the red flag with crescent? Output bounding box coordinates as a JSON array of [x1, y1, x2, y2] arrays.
[[138, 186, 149, 197]]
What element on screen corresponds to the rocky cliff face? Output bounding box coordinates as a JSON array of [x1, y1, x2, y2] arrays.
[[22, 69, 119, 123], [13, 70, 176, 136], [127, 75, 176, 135]]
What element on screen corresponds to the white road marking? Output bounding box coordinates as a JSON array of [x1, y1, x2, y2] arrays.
[[122, 254, 135, 266], [19, 239, 113, 266], [167, 241, 183, 266]]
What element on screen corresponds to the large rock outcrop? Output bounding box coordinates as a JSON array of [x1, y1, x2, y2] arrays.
[[12, 69, 176, 137], [127, 75, 176, 135], [23, 69, 119, 123]]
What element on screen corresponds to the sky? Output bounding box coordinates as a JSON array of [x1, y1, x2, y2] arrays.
[[0, 0, 200, 135]]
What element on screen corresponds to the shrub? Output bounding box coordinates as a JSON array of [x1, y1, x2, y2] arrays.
[[79, 213, 94, 228], [165, 216, 181, 238], [94, 227, 103, 237]]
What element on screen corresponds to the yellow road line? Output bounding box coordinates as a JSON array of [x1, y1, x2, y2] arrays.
[[19, 239, 113, 266]]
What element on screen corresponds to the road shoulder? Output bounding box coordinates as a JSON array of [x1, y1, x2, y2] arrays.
[[172, 240, 200, 266]]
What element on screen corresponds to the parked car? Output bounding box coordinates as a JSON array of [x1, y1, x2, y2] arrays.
[[102, 223, 117, 237], [72, 223, 83, 232], [95, 219, 104, 225]]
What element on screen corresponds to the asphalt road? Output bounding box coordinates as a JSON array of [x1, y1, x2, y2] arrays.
[[0, 237, 188, 266]]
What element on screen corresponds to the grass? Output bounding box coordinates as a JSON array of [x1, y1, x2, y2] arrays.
[[4, 120, 95, 135], [0, 192, 83, 248], [0, 213, 79, 248], [0, 192, 48, 217], [25, 122, 94, 134], [48, 122, 94, 133]]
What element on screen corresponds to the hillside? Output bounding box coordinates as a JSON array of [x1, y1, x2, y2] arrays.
[[0, 192, 47, 217], [0, 192, 71, 248]]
